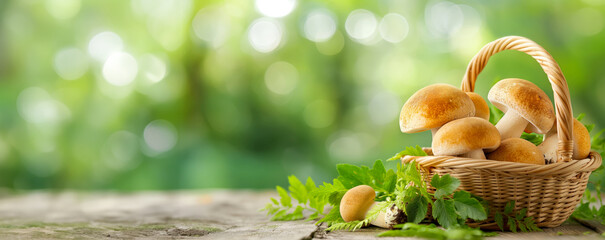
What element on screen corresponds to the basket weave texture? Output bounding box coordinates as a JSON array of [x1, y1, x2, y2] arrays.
[[401, 36, 602, 229]]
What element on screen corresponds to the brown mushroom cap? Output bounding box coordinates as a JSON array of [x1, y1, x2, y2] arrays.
[[432, 117, 500, 156], [487, 138, 544, 165], [572, 119, 591, 159], [400, 84, 475, 133], [340, 185, 375, 222], [488, 78, 555, 133], [466, 92, 490, 121]]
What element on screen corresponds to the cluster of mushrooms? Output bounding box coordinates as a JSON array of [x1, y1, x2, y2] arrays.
[[338, 78, 592, 229], [399, 79, 591, 164]]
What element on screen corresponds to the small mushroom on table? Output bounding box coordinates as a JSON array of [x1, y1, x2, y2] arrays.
[[488, 78, 555, 139], [487, 138, 544, 165], [399, 84, 475, 137], [538, 118, 591, 164], [432, 117, 500, 159], [466, 92, 490, 121], [339, 185, 403, 228]]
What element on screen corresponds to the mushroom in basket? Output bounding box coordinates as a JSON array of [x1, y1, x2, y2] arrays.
[[488, 78, 555, 140], [487, 138, 544, 165], [538, 118, 591, 164], [432, 117, 500, 159], [399, 84, 475, 138], [466, 92, 490, 121]]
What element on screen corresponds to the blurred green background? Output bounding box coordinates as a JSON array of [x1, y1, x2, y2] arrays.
[[0, 0, 604, 190]]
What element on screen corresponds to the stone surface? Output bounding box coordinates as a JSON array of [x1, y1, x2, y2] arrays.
[[0, 190, 600, 239]]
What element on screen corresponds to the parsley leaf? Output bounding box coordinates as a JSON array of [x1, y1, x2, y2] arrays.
[[452, 191, 487, 221], [431, 174, 461, 199], [433, 198, 458, 229], [406, 194, 429, 224]]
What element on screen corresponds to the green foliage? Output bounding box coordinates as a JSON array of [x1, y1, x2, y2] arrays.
[[336, 160, 397, 195], [433, 199, 458, 229], [452, 191, 487, 221], [388, 145, 427, 162], [261, 176, 330, 221], [572, 187, 605, 224], [264, 159, 394, 225], [379, 223, 496, 239], [430, 174, 487, 229], [572, 114, 605, 223], [494, 201, 541, 232], [431, 174, 460, 199], [406, 194, 429, 224], [265, 155, 488, 234], [521, 132, 543, 146], [489, 105, 504, 125]]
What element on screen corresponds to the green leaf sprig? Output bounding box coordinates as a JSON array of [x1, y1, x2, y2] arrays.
[[387, 145, 427, 161], [264, 149, 488, 234], [261, 175, 335, 221], [494, 201, 541, 232], [429, 174, 487, 228]]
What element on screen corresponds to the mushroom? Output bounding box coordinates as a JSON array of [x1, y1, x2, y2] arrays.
[[340, 185, 401, 228], [400, 84, 475, 138], [432, 117, 500, 159], [488, 78, 555, 139], [487, 138, 544, 165], [538, 118, 591, 164], [466, 92, 490, 121]]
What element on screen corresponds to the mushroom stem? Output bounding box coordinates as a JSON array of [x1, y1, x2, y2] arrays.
[[460, 149, 486, 159], [431, 128, 439, 138], [538, 131, 558, 164], [368, 203, 390, 228], [495, 111, 528, 139]]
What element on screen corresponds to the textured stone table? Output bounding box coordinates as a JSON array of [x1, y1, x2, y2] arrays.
[[0, 190, 601, 239]]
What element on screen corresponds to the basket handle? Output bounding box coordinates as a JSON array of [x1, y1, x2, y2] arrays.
[[461, 36, 573, 163]]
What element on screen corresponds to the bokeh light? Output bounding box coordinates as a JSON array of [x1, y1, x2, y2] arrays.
[[378, 13, 410, 43], [88, 31, 124, 62], [345, 9, 379, 45], [425, 1, 463, 38], [264, 61, 298, 95], [53, 47, 89, 80], [143, 120, 178, 154], [17, 87, 71, 125], [303, 9, 337, 42], [138, 54, 167, 84], [102, 52, 139, 86], [192, 5, 231, 48], [247, 18, 283, 53], [255, 0, 297, 18], [45, 0, 81, 20]]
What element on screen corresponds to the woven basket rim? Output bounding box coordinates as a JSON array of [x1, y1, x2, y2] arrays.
[[402, 150, 601, 176]]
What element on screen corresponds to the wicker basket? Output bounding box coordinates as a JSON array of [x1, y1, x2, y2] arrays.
[[401, 36, 602, 230]]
